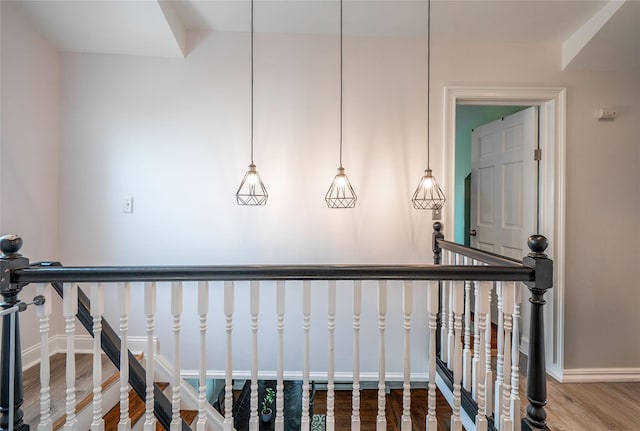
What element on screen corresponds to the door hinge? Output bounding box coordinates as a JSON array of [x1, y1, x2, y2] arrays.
[[534, 148, 542, 161]]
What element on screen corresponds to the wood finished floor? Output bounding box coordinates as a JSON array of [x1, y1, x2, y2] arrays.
[[312, 379, 640, 431], [544, 378, 640, 431], [21, 354, 640, 430], [313, 388, 451, 431]]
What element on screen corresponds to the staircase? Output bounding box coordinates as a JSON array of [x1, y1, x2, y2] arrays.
[[22, 353, 196, 430], [102, 382, 197, 431]]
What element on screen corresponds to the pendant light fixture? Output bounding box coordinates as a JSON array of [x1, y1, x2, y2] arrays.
[[325, 0, 357, 209], [236, 0, 268, 206], [411, 0, 446, 211]]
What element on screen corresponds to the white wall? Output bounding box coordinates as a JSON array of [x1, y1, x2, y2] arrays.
[[430, 39, 640, 372], [58, 32, 434, 267], [0, 2, 61, 353], [58, 31, 435, 376], [3, 11, 637, 376]]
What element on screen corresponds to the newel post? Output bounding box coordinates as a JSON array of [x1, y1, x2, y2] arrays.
[[522, 235, 553, 431], [0, 235, 30, 431], [432, 222, 443, 265], [432, 222, 444, 357]]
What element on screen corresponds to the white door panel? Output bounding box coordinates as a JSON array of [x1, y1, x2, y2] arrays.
[[478, 166, 495, 225], [471, 106, 538, 330], [471, 107, 537, 251], [477, 241, 494, 253]]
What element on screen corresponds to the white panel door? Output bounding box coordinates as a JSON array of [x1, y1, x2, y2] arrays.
[[470, 106, 538, 257], [470, 107, 538, 336]]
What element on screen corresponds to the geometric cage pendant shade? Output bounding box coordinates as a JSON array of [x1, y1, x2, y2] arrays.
[[411, 0, 445, 211], [236, 0, 268, 206], [326, 167, 357, 208], [411, 168, 445, 210], [236, 163, 268, 206], [325, 0, 356, 209]]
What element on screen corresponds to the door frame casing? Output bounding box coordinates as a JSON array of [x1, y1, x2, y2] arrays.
[[443, 86, 566, 380]]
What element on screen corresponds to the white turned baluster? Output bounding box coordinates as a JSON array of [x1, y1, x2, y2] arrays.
[[401, 281, 412, 431], [171, 282, 183, 431], [485, 279, 493, 416], [472, 260, 481, 401], [447, 253, 456, 364], [197, 281, 209, 431], [119, 283, 131, 431], [494, 281, 505, 428], [463, 257, 472, 392], [37, 284, 52, 431], [224, 281, 234, 431], [63, 283, 78, 431], [351, 281, 362, 431], [501, 283, 515, 431], [91, 284, 105, 431], [326, 281, 336, 431], [250, 281, 259, 431], [275, 281, 286, 431], [511, 283, 522, 431], [301, 281, 311, 431], [475, 281, 492, 431], [440, 268, 449, 364], [377, 281, 387, 431], [426, 281, 438, 431], [440, 277, 449, 364], [450, 280, 464, 431], [144, 282, 157, 431]]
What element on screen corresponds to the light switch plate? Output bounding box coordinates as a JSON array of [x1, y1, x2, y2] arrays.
[[122, 197, 134, 213]]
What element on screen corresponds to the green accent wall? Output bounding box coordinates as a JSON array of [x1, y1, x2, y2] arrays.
[[454, 105, 528, 244]]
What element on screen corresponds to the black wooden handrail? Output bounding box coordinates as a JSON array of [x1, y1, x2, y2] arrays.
[[436, 239, 523, 267], [432, 222, 523, 267], [1, 225, 551, 431], [13, 263, 534, 283]]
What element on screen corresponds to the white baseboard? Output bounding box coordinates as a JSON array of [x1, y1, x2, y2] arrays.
[[22, 335, 156, 371], [435, 373, 475, 431], [180, 369, 430, 382], [21, 335, 91, 370], [561, 368, 640, 383], [546, 363, 564, 383]]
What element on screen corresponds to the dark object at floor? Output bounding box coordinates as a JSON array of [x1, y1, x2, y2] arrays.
[[214, 380, 315, 431]]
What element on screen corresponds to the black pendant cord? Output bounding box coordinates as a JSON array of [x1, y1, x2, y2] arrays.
[[339, 0, 344, 169], [426, 0, 431, 171], [251, 0, 254, 165]]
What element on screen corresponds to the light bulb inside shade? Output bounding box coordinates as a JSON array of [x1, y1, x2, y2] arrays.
[[236, 164, 268, 206], [422, 176, 434, 190], [326, 167, 357, 208], [246, 171, 258, 185], [411, 168, 446, 210]]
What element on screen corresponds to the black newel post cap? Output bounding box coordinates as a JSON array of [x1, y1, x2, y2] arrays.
[[0, 235, 23, 258], [433, 221, 442, 232], [527, 234, 548, 257]]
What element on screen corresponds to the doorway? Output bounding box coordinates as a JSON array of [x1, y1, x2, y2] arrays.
[[453, 105, 530, 246], [443, 86, 566, 381]]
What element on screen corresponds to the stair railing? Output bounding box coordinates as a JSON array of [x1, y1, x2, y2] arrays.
[[432, 221, 553, 431], [0, 223, 552, 431], [46, 276, 185, 431]]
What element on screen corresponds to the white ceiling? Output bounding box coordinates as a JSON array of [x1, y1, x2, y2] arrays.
[[15, 0, 640, 72]]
